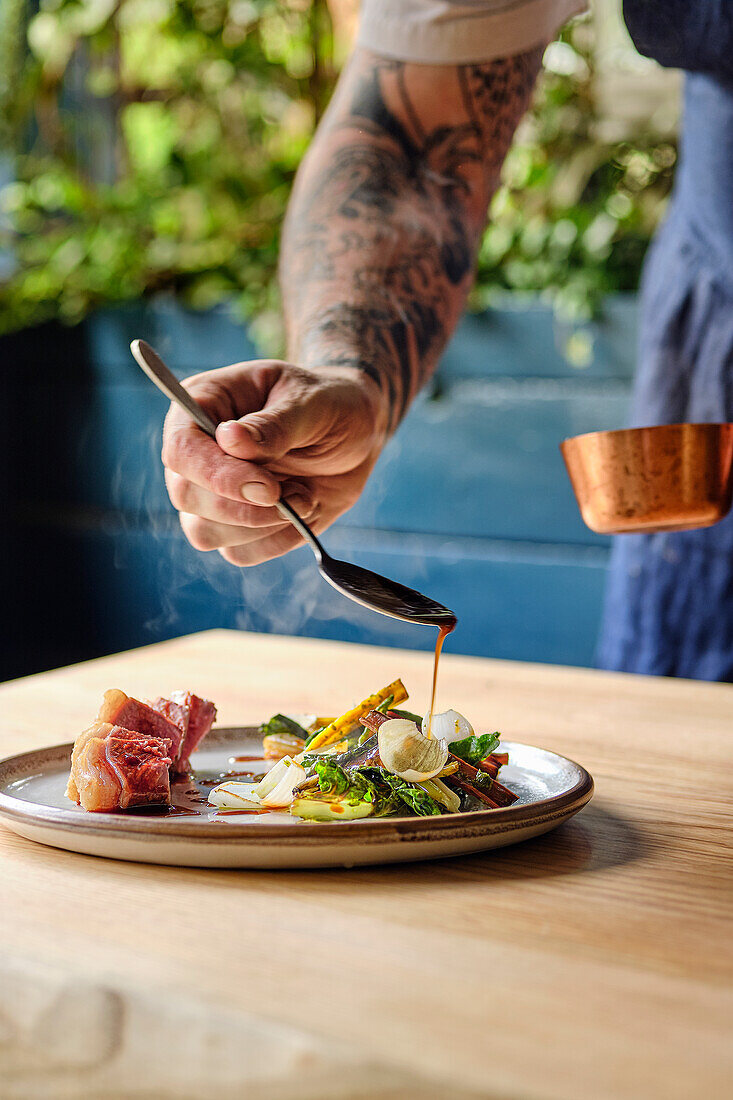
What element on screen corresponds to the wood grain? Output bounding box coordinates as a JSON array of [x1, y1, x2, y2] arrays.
[[1, 629, 732, 1099]]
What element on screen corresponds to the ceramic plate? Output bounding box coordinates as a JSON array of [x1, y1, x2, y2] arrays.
[[0, 728, 593, 868]]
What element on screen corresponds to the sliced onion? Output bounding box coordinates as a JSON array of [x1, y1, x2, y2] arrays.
[[260, 761, 307, 808], [422, 709, 474, 743], [253, 756, 296, 799], [378, 718, 448, 782], [208, 782, 261, 811]]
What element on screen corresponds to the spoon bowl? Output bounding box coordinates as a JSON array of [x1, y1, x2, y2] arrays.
[[317, 552, 456, 627]]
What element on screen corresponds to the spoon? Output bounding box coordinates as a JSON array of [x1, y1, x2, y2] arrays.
[[130, 339, 456, 627]]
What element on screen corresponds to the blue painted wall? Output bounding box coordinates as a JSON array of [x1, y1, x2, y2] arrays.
[[3, 297, 635, 679]]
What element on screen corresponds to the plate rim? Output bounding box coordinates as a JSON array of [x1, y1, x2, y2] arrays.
[[0, 732, 594, 845]]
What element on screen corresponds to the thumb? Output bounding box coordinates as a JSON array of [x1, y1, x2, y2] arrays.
[[215, 393, 316, 463]]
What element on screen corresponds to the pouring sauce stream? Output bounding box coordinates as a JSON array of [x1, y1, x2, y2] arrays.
[[425, 618, 456, 738]]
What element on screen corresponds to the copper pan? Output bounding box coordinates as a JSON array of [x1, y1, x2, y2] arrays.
[[560, 423, 733, 535]]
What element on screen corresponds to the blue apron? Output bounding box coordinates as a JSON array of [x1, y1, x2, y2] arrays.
[[597, 5, 733, 679]]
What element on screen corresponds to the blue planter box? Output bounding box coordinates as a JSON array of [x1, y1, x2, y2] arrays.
[[3, 296, 636, 679]]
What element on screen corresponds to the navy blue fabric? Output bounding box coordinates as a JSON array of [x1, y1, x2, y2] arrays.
[[623, 0, 733, 82], [597, 55, 733, 678]]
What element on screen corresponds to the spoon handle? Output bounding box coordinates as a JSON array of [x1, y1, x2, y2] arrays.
[[130, 339, 326, 559], [131, 340, 219, 439], [274, 498, 326, 561]]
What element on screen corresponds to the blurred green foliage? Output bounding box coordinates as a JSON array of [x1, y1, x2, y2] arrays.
[[474, 17, 677, 325], [0, 0, 334, 344], [0, 3, 675, 344]]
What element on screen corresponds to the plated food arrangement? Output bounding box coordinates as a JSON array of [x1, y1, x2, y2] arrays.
[[211, 679, 519, 821], [0, 676, 592, 867], [65, 679, 518, 821]]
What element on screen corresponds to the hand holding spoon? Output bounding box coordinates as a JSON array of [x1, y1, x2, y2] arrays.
[[130, 339, 456, 628]]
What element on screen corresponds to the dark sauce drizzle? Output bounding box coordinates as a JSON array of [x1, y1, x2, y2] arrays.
[[426, 617, 457, 737]]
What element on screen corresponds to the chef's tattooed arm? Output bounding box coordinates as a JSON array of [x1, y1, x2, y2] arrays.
[[161, 46, 543, 566], [280, 47, 542, 430]]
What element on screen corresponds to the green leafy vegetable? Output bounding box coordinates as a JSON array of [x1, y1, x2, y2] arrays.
[[313, 759, 353, 796], [313, 760, 381, 808], [309, 759, 442, 817], [449, 732, 501, 766], [380, 774, 443, 816], [259, 714, 309, 740], [299, 752, 324, 770], [360, 768, 443, 817], [375, 694, 395, 714]]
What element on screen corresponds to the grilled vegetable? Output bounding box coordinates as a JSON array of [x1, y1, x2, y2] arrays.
[[290, 793, 374, 821], [259, 713, 310, 739], [416, 777, 461, 813], [312, 759, 383, 804], [261, 761, 307, 808], [314, 758, 445, 817], [306, 679, 408, 751], [449, 731, 501, 766], [361, 710, 390, 735], [378, 718, 448, 782], [253, 756, 306, 807], [465, 767, 518, 807], [367, 770, 444, 816], [423, 709, 474, 743], [290, 760, 381, 820], [208, 782, 261, 811], [263, 732, 306, 760], [389, 707, 423, 724], [236, 678, 518, 823], [312, 758, 355, 795]]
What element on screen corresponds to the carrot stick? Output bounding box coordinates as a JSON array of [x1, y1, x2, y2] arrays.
[[307, 681, 407, 750]]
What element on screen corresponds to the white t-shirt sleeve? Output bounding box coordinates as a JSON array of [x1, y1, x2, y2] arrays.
[[357, 0, 587, 64]]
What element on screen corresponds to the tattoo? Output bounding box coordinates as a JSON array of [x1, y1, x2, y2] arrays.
[[298, 300, 438, 422], [281, 47, 541, 429]]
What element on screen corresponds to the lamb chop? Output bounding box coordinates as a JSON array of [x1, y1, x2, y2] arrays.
[[66, 721, 171, 812]]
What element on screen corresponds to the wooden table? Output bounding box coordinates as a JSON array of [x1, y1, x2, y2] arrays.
[[0, 630, 731, 1099]]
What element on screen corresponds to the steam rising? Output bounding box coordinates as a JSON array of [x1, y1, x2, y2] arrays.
[[113, 417, 436, 652]]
